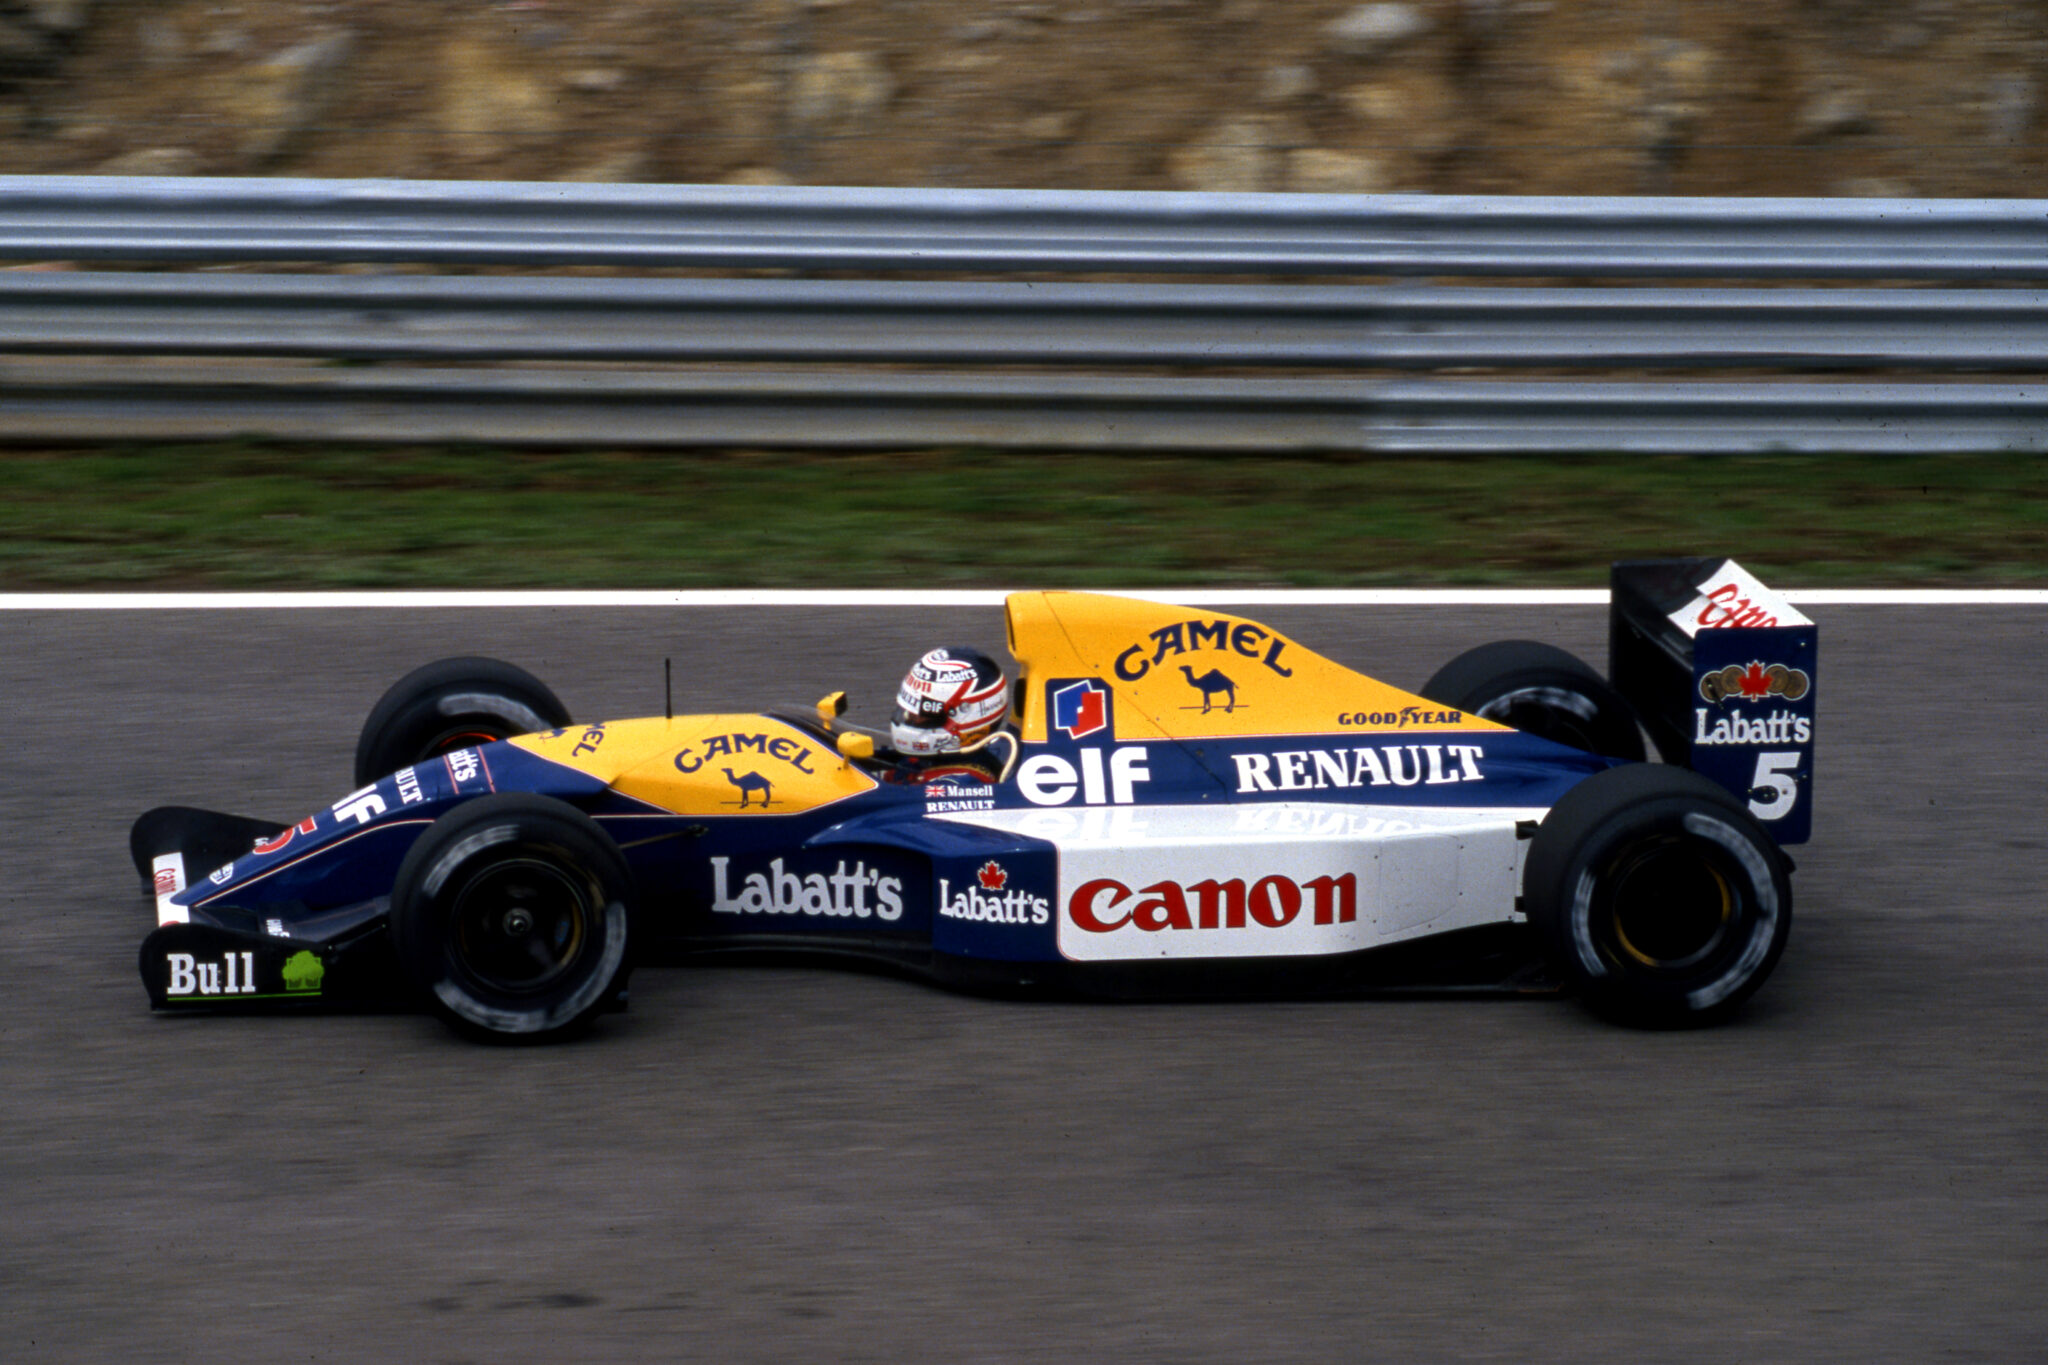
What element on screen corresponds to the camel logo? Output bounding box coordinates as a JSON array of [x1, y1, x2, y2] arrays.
[[674, 731, 821, 775], [723, 768, 775, 808], [1113, 617, 1294, 682], [1178, 665, 1238, 714], [282, 950, 324, 993], [1700, 661, 1810, 705]]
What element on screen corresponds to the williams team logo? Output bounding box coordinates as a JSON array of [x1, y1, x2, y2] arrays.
[[1051, 679, 1110, 740]]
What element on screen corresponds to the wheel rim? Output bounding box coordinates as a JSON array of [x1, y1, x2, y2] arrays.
[[448, 856, 593, 995], [423, 724, 509, 758], [1478, 685, 1605, 753], [1601, 835, 1737, 971]]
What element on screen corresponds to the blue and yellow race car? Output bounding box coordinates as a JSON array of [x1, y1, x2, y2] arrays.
[[132, 559, 1816, 1041]]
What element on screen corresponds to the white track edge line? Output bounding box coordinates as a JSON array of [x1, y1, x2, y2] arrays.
[[2, 588, 2044, 610]]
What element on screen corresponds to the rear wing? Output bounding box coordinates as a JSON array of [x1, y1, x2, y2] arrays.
[[1609, 559, 1817, 844]]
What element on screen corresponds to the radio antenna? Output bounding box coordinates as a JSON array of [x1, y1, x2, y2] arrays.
[[665, 657, 673, 720]]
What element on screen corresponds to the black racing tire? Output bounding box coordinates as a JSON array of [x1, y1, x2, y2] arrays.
[[389, 793, 633, 1043], [354, 656, 570, 786], [1420, 639, 1646, 762], [1524, 764, 1791, 1028]]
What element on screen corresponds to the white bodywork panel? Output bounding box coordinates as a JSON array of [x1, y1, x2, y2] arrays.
[[935, 803, 1545, 962], [152, 851, 188, 925], [1668, 559, 1813, 636]]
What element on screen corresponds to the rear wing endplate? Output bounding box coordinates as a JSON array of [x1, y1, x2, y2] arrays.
[[1610, 559, 1817, 844]]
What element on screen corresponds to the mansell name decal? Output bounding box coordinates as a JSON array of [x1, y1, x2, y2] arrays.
[[923, 774, 996, 814]]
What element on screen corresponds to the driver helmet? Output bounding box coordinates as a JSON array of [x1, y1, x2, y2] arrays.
[[890, 647, 1009, 756]]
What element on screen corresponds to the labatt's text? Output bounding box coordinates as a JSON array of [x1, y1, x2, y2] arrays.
[[1115, 618, 1294, 681], [939, 873, 1051, 925], [710, 856, 903, 920], [1694, 708, 1812, 746]]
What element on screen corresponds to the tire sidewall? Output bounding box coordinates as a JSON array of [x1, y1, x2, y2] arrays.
[[1527, 766, 1791, 1026], [355, 657, 570, 787], [1421, 640, 1646, 762], [391, 794, 632, 1041]]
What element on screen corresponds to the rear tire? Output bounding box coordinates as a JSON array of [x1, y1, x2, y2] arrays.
[[1421, 640, 1646, 762], [1524, 764, 1791, 1027], [355, 656, 570, 786], [389, 793, 632, 1043]]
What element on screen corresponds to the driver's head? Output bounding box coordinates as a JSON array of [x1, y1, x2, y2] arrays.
[[890, 647, 1009, 756]]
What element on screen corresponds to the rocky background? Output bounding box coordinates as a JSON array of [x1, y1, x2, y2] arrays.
[[0, 0, 2041, 197]]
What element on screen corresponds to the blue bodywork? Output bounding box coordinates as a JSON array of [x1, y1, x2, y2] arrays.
[[141, 697, 1616, 1007]]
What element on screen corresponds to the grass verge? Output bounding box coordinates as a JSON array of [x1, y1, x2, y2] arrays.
[[3, 443, 2043, 588]]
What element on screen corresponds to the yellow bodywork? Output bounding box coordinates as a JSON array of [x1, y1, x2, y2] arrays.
[[507, 594, 1495, 811], [1004, 592, 1503, 742], [511, 714, 877, 816]]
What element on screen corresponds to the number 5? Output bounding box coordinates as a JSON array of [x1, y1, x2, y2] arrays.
[[1749, 752, 1801, 821]]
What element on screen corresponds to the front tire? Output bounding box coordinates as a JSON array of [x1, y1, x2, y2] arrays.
[[390, 794, 632, 1042], [1524, 764, 1791, 1027], [355, 656, 570, 786], [1420, 640, 1646, 762]]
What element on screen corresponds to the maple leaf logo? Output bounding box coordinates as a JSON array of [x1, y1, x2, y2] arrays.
[[976, 860, 1007, 891], [1700, 660, 1810, 706]]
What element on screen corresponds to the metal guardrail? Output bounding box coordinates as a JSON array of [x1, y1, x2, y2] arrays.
[[0, 176, 2044, 451], [3, 273, 2047, 370], [2, 176, 2046, 278], [4, 362, 2041, 452]]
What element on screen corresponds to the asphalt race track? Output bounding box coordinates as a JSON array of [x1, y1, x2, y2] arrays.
[[3, 601, 2043, 1362]]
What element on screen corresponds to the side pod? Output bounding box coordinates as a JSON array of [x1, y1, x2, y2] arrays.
[[1609, 558, 1817, 845]]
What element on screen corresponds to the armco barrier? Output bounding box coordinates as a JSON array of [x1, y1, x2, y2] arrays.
[[2, 176, 2045, 277], [2, 273, 2047, 370], [0, 176, 2043, 452]]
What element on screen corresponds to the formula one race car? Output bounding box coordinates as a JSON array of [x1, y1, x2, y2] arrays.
[[133, 558, 1817, 1041]]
